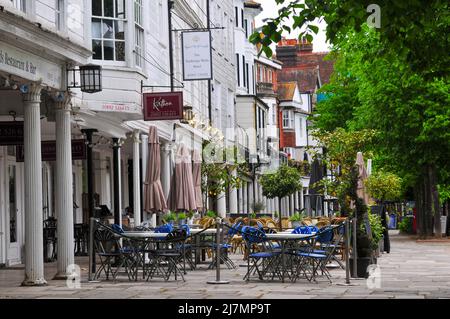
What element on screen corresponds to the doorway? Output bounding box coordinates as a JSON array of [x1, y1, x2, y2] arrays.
[[6, 159, 23, 266]]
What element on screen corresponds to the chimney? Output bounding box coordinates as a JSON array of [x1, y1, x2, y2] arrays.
[[276, 37, 314, 66]]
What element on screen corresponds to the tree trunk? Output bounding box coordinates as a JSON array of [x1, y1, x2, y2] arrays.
[[445, 200, 450, 236], [428, 164, 441, 238], [278, 197, 283, 231], [415, 179, 425, 238]]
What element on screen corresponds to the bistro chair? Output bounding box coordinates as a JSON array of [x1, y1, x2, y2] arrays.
[[241, 226, 281, 281], [93, 222, 135, 281], [146, 228, 188, 282]]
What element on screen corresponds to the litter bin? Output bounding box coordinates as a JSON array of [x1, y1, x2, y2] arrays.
[[388, 214, 397, 229]]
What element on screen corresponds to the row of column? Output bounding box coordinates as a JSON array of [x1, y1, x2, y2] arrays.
[[21, 84, 150, 285]]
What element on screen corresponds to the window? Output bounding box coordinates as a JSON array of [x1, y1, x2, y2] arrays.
[[236, 54, 240, 87], [299, 118, 304, 137], [272, 104, 277, 125], [242, 56, 246, 87], [244, 19, 248, 38], [245, 63, 249, 93], [56, 0, 64, 31], [134, 0, 144, 67], [283, 110, 294, 129], [92, 0, 126, 62], [241, 9, 244, 28], [268, 70, 273, 83], [10, 0, 25, 12], [235, 6, 238, 27]]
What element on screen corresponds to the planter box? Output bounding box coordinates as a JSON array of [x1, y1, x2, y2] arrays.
[[349, 257, 377, 278]]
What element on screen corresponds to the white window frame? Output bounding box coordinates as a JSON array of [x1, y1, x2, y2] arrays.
[[283, 110, 294, 129], [10, 0, 26, 12], [134, 0, 144, 68], [92, 0, 127, 63], [55, 0, 65, 31]]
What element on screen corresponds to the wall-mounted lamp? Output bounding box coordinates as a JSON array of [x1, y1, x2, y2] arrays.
[[181, 105, 194, 124], [67, 64, 102, 93]]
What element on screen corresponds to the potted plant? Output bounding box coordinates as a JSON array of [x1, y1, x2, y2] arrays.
[[289, 212, 304, 228], [163, 212, 177, 225], [251, 201, 266, 215], [206, 210, 217, 219], [177, 212, 187, 226]]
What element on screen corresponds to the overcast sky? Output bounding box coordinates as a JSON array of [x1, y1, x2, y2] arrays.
[[254, 0, 331, 52]]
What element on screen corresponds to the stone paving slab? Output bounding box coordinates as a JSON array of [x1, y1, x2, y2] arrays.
[[1, 231, 449, 299]]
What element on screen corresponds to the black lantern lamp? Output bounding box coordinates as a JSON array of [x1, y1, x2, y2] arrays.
[[67, 64, 102, 93], [181, 105, 194, 124]]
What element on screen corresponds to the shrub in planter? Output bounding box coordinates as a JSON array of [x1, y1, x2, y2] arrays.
[[289, 212, 304, 228]]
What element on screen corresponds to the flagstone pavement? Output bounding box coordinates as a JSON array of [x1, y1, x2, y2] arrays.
[[1, 231, 449, 299]]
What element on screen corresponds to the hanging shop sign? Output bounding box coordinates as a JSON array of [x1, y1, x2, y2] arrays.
[[16, 139, 87, 162], [143, 92, 183, 121], [181, 31, 213, 81], [0, 122, 24, 145]]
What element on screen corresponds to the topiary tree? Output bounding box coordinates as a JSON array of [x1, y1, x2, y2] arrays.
[[366, 171, 403, 203], [260, 164, 303, 230]]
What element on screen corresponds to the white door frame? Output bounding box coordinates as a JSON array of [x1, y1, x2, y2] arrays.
[[0, 149, 6, 266], [5, 155, 23, 266]]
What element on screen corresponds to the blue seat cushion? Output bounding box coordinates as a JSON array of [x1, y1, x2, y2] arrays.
[[298, 252, 327, 259], [249, 252, 279, 258]]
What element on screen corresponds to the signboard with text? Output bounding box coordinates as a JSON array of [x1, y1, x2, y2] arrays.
[[16, 139, 87, 162], [0, 122, 24, 145], [0, 42, 62, 89], [143, 92, 183, 121], [182, 31, 213, 81]]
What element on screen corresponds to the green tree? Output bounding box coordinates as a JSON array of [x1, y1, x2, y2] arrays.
[[314, 27, 449, 238], [250, 0, 449, 78], [201, 141, 242, 214], [366, 171, 403, 202], [260, 165, 303, 230]]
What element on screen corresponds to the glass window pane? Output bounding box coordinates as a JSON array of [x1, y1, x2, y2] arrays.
[[116, 0, 126, 19], [92, 40, 102, 59], [92, 0, 102, 16], [115, 41, 125, 61], [104, 40, 114, 60], [9, 165, 17, 243], [92, 18, 102, 38], [102, 19, 114, 39], [104, 0, 114, 17], [114, 21, 125, 40]]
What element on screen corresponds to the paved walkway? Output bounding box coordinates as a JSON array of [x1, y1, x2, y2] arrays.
[[1, 231, 449, 299]]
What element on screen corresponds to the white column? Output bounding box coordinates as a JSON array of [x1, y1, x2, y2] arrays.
[[295, 191, 300, 212], [300, 189, 304, 211], [140, 134, 148, 220], [243, 183, 248, 214], [291, 195, 295, 216], [228, 169, 238, 214], [22, 84, 46, 286], [132, 131, 141, 226], [54, 93, 74, 280], [239, 183, 243, 214], [217, 192, 226, 218]]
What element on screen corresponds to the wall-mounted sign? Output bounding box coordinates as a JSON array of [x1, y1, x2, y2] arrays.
[[143, 92, 183, 121], [182, 31, 213, 81], [0, 42, 62, 89], [16, 139, 87, 162], [0, 122, 24, 145]]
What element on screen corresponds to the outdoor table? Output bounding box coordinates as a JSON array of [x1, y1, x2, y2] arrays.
[[121, 231, 169, 280], [189, 228, 217, 265], [266, 233, 315, 283]]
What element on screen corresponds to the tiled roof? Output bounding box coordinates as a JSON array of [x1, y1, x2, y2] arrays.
[[277, 82, 297, 101], [244, 1, 262, 9], [278, 67, 319, 93]]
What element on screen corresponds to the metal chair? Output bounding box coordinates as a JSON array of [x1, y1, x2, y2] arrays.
[[93, 222, 135, 281]]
